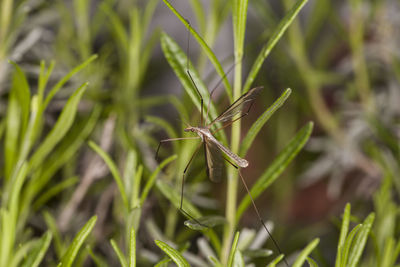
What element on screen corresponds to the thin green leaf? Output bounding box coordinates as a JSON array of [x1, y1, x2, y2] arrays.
[[292, 238, 320, 267], [341, 224, 362, 267], [243, 0, 309, 92], [33, 176, 79, 210], [140, 154, 178, 205], [21, 231, 52, 267], [236, 122, 313, 222], [232, 0, 249, 59], [9, 61, 30, 140], [162, 0, 233, 101], [306, 257, 319, 267], [335, 203, 351, 267], [155, 240, 190, 267], [59, 216, 97, 267], [129, 227, 136, 267], [88, 141, 129, 210], [266, 254, 284, 267], [239, 88, 291, 156], [29, 82, 88, 171], [160, 33, 218, 121], [110, 239, 127, 267], [42, 211, 64, 258], [228, 232, 240, 267], [347, 213, 375, 267], [42, 55, 97, 109]]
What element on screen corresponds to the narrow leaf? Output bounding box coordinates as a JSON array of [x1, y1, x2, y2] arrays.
[[129, 227, 136, 267], [89, 141, 129, 210], [59, 216, 97, 267], [266, 254, 284, 267], [140, 154, 177, 205], [162, 0, 233, 101], [243, 0, 309, 92], [21, 231, 52, 267], [292, 238, 320, 267], [240, 88, 291, 156], [184, 215, 226, 231], [29, 83, 88, 171], [236, 122, 313, 222], [347, 213, 375, 267], [155, 240, 190, 267], [228, 232, 240, 267], [110, 239, 127, 267]]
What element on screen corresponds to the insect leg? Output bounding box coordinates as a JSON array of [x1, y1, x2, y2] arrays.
[[179, 141, 208, 226], [155, 137, 200, 160], [186, 20, 204, 126], [223, 158, 289, 267]]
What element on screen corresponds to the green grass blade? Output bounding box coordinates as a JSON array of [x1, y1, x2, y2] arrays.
[[266, 254, 284, 267], [227, 232, 240, 267], [341, 224, 361, 267], [243, 0, 309, 92], [42, 211, 64, 258], [42, 55, 97, 110], [59, 216, 97, 267], [347, 213, 375, 267], [162, 0, 233, 101], [21, 231, 52, 267], [33, 176, 79, 210], [29, 82, 88, 171], [9, 61, 30, 139], [88, 141, 129, 210], [160, 32, 218, 121], [239, 88, 291, 156], [232, 0, 249, 59], [292, 238, 320, 267], [335, 203, 351, 267], [129, 227, 136, 267], [110, 239, 127, 267], [236, 122, 313, 222], [306, 256, 319, 267], [140, 154, 178, 205], [155, 240, 190, 267]]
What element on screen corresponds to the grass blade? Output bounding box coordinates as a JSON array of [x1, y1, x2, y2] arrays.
[[140, 154, 178, 205], [129, 227, 136, 267], [292, 238, 320, 267], [88, 140, 129, 210], [110, 239, 127, 267], [59, 216, 97, 267], [347, 213, 375, 267], [335, 203, 351, 267], [227, 232, 240, 267], [239, 88, 291, 156], [29, 82, 88, 171], [155, 240, 190, 267], [243, 0, 309, 92], [162, 0, 233, 101], [236, 122, 313, 222], [266, 254, 284, 267], [21, 231, 52, 267]]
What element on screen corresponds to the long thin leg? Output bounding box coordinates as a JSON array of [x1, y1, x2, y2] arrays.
[[211, 101, 255, 135], [237, 170, 289, 267], [223, 158, 289, 267], [179, 141, 207, 226], [204, 61, 238, 124], [186, 20, 204, 126], [155, 137, 200, 160]]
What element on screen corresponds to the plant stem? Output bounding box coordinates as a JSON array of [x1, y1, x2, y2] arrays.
[[221, 50, 243, 265]]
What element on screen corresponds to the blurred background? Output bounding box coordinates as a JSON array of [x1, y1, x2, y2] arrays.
[[0, 0, 399, 266]]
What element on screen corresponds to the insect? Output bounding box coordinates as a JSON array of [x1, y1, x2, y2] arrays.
[[156, 20, 288, 267]]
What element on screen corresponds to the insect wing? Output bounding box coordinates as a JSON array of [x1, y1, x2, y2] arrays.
[[204, 138, 224, 182], [208, 86, 263, 126]]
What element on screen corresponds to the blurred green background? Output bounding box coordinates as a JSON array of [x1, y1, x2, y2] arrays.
[[0, 0, 399, 266]]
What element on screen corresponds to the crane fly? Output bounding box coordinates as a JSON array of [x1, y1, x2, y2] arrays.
[[156, 19, 289, 267]]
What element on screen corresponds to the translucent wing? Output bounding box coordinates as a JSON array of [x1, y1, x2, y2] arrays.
[[208, 86, 263, 126], [204, 138, 224, 182]]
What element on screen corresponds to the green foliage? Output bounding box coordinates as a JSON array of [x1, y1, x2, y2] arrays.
[[1, 0, 398, 266]]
